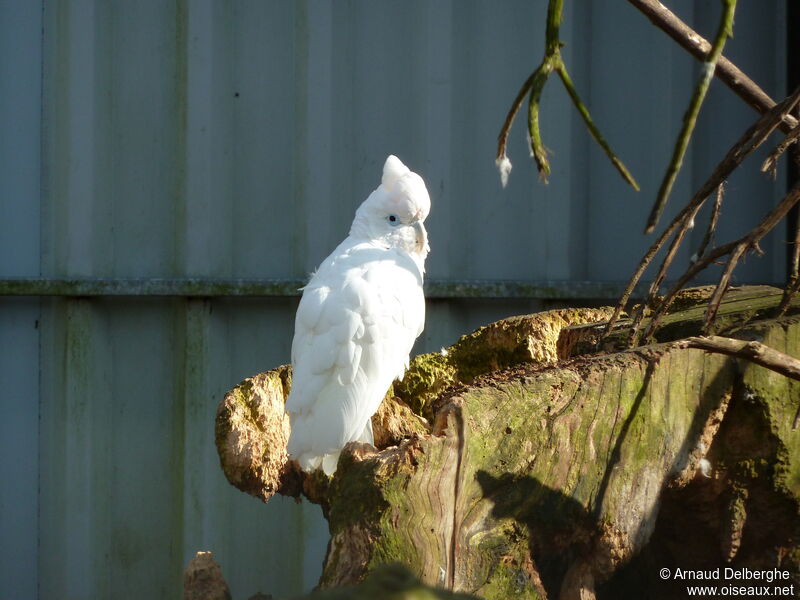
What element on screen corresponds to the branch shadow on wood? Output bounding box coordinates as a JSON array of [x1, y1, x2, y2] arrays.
[[592, 358, 657, 521], [476, 470, 595, 600], [475, 353, 745, 599], [595, 357, 735, 598], [600, 363, 800, 597]]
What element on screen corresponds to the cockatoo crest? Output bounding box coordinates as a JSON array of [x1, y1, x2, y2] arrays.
[[350, 156, 430, 265], [285, 155, 430, 475], [381, 154, 430, 223], [382, 154, 408, 187]]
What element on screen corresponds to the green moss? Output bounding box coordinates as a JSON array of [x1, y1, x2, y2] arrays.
[[371, 523, 421, 572], [222, 368, 293, 434], [477, 557, 544, 600], [449, 328, 529, 384], [302, 563, 481, 599], [740, 320, 800, 499], [395, 309, 615, 422], [328, 459, 390, 532], [395, 352, 457, 421]]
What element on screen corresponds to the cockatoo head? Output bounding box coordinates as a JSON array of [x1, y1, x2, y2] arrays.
[[350, 155, 431, 259]]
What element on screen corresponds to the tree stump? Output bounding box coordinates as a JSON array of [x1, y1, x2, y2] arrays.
[[215, 288, 800, 599]]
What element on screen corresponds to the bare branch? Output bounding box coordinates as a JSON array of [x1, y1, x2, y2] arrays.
[[603, 88, 800, 341], [496, 71, 537, 180], [762, 123, 800, 178], [627, 0, 798, 134], [641, 181, 800, 342], [525, 0, 565, 181], [628, 205, 702, 345], [528, 64, 555, 181], [695, 184, 725, 262], [604, 207, 691, 339], [778, 220, 800, 318], [496, 0, 637, 189], [677, 335, 800, 382], [556, 63, 640, 190], [703, 243, 745, 332], [645, 0, 736, 234]]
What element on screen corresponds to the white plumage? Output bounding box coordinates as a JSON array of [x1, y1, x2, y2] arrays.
[[286, 155, 431, 475]]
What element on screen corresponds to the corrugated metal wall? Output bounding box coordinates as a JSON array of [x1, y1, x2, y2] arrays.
[[0, 1, 789, 598]]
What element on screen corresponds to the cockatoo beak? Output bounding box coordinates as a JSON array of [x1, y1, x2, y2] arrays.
[[412, 221, 428, 254]]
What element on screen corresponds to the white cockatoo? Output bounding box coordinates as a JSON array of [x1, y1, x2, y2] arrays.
[[286, 155, 431, 475]]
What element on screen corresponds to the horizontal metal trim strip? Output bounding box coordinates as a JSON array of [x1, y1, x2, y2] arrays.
[[0, 277, 653, 299]]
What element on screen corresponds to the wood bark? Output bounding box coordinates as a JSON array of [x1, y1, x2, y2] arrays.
[[215, 288, 800, 599]]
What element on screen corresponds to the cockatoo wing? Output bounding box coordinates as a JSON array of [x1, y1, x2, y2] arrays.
[[285, 240, 424, 473]]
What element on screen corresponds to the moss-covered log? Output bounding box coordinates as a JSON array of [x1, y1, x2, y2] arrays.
[[215, 289, 800, 599], [215, 307, 613, 503]]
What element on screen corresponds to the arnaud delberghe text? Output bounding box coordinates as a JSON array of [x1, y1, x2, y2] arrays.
[[672, 568, 790, 583]]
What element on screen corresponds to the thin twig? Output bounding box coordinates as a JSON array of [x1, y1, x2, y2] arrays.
[[685, 87, 800, 204], [695, 184, 725, 262], [778, 220, 800, 318], [496, 71, 538, 185], [525, 0, 566, 181], [778, 269, 800, 320], [496, 0, 637, 189], [498, 0, 564, 182], [649, 205, 702, 300], [628, 205, 702, 345], [528, 65, 556, 181], [641, 181, 800, 342], [762, 124, 800, 178], [645, 0, 737, 235], [603, 88, 800, 341], [604, 213, 684, 338], [556, 63, 640, 190], [627, 0, 798, 134], [703, 244, 746, 332]]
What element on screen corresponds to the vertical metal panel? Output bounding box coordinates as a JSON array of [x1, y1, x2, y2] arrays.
[[0, 297, 40, 598], [231, 0, 300, 279], [0, 1, 791, 599], [585, 1, 695, 280], [688, 1, 788, 284], [0, 1, 41, 598], [43, 0, 101, 276], [38, 299, 113, 598], [182, 0, 233, 277], [173, 2, 328, 596]]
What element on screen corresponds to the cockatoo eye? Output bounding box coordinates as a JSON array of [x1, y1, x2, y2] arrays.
[[387, 214, 400, 226]]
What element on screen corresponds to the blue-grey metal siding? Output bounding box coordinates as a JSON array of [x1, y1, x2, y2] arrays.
[[0, 1, 789, 598], [1, 1, 42, 599]]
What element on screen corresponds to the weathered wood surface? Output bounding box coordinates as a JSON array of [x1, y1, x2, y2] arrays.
[[215, 288, 800, 599]]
